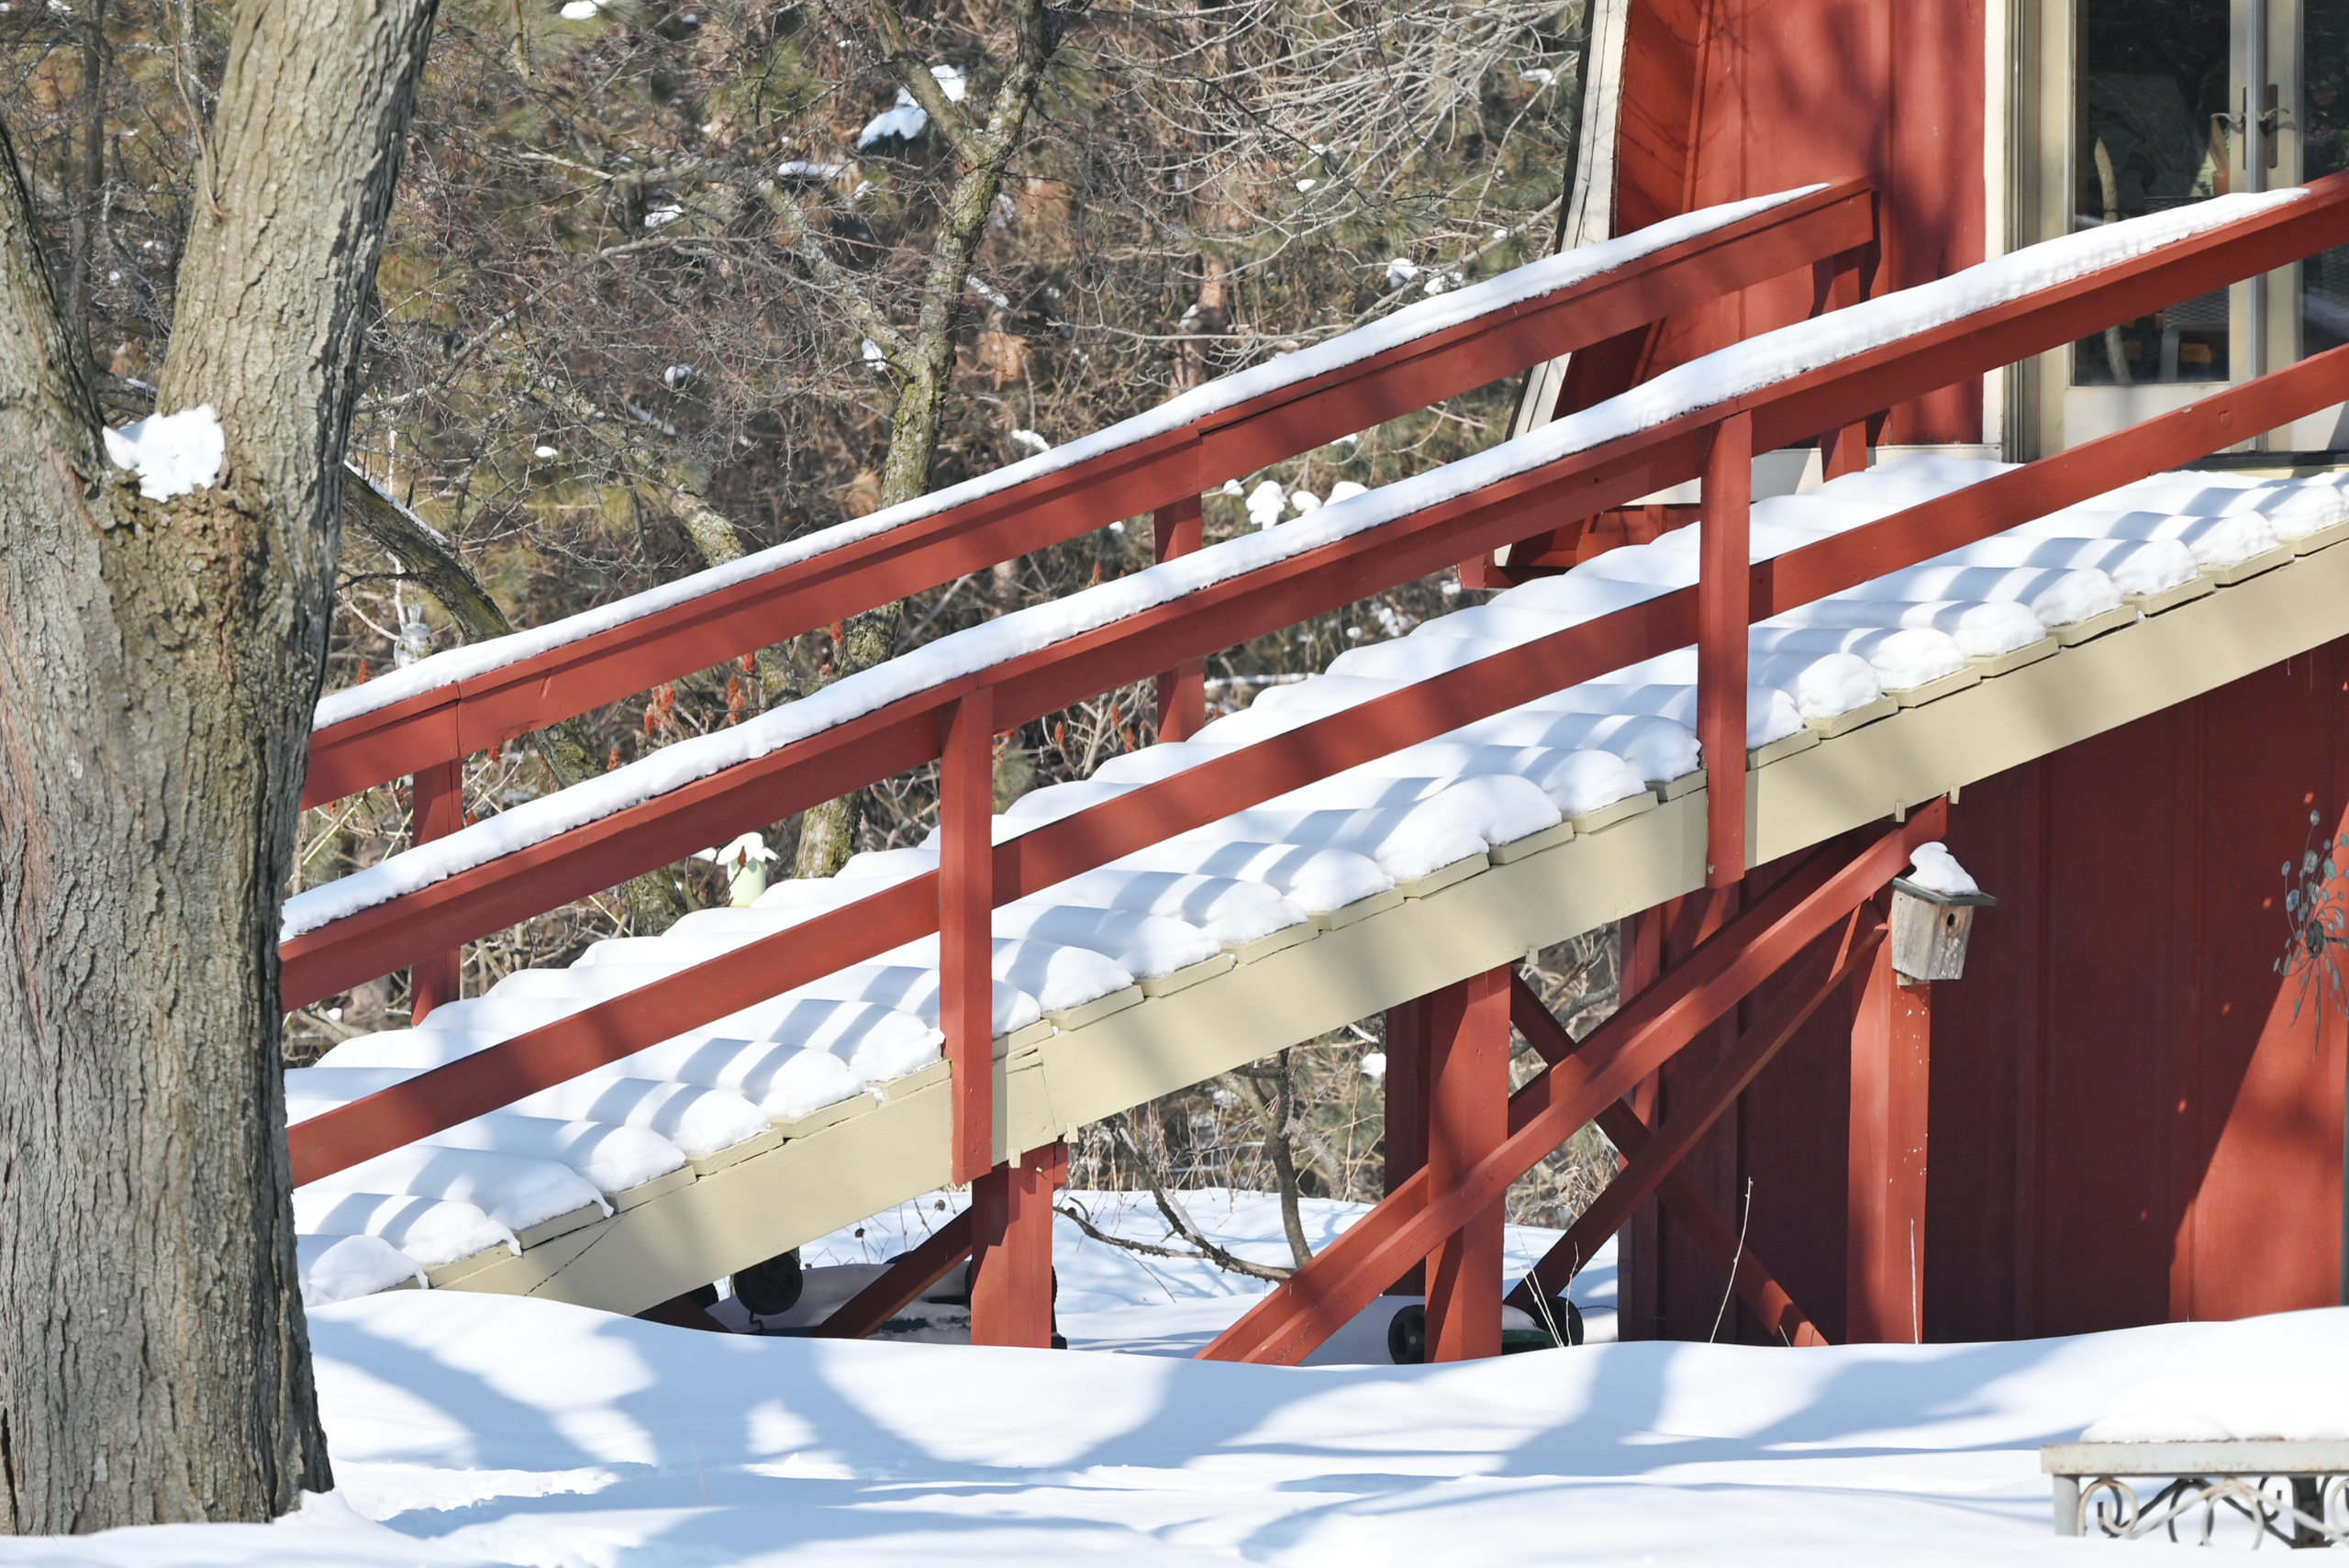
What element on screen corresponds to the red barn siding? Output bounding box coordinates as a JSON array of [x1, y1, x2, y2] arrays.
[[1620, 639, 2349, 1342], [1586, 0, 1988, 445]]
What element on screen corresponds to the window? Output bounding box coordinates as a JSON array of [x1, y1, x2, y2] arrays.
[[2070, 0, 2232, 384]]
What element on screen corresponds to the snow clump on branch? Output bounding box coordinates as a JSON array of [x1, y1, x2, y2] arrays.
[[857, 65, 968, 149]]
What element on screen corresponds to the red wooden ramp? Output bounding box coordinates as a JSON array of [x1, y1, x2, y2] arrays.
[[278, 176, 2349, 1355]]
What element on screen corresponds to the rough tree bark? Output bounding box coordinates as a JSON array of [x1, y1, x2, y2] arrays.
[[0, 0, 440, 1533]]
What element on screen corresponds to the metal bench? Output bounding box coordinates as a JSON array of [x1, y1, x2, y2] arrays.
[[2043, 1441, 2349, 1547]]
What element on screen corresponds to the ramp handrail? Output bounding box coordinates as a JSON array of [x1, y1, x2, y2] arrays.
[[286, 173, 2349, 1188], [304, 180, 1876, 809]]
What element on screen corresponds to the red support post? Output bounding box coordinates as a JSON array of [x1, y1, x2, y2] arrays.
[[1152, 496, 1208, 742], [1423, 966, 1511, 1361], [1698, 411, 1753, 889], [1813, 241, 1876, 483], [406, 758, 465, 1019], [970, 1140, 1065, 1348], [941, 686, 996, 1184], [1846, 916, 1932, 1343], [1383, 995, 1433, 1294]]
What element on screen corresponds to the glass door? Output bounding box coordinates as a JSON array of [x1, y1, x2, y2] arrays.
[[2053, 0, 2349, 454], [2062, 0, 2238, 441], [2276, 0, 2349, 448]]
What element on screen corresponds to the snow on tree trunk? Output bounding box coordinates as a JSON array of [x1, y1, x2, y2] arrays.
[[0, 0, 438, 1533]]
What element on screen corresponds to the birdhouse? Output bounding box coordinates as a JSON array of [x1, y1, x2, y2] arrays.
[[1889, 876, 1998, 984]]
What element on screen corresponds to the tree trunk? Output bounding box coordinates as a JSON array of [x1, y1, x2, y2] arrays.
[[792, 0, 1060, 881], [0, 0, 439, 1533]]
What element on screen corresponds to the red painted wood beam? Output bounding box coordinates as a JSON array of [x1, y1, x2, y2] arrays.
[[282, 206, 2349, 1171], [1591, 1100, 1831, 1347], [283, 286, 2349, 1010], [1847, 933, 1932, 1343], [941, 687, 996, 1184], [634, 1294, 732, 1333], [1152, 495, 1207, 743], [1424, 967, 1512, 1360], [1508, 914, 1881, 1308], [304, 182, 1877, 808], [1505, 971, 1829, 1346], [970, 1141, 1065, 1348], [812, 1208, 976, 1341], [406, 758, 465, 1019], [1197, 806, 1946, 1364], [1698, 410, 1753, 886], [1382, 995, 1433, 1296]]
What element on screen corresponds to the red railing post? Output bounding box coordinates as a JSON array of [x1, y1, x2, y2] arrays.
[[1382, 995, 1433, 1295], [1698, 411, 1753, 889], [941, 685, 996, 1184], [1814, 237, 1879, 481], [970, 1140, 1065, 1347], [406, 758, 465, 1018], [1846, 905, 1931, 1343], [1152, 495, 1208, 741], [1820, 417, 1871, 483], [1424, 964, 1511, 1360]]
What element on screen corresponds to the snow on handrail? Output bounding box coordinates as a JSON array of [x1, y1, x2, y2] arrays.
[[284, 305, 2349, 1183], [283, 184, 2311, 944], [301, 183, 1860, 806]]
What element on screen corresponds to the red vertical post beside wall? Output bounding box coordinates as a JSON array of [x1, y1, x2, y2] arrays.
[[971, 1140, 1065, 1348], [1152, 496, 1208, 741], [1698, 412, 1753, 889], [1424, 965, 1512, 1360], [1383, 995, 1433, 1295], [1848, 924, 1932, 1343], [406, 759, 466, 1019], [941, 687, 996, 1184], [1617, 907, 1664, 1339]]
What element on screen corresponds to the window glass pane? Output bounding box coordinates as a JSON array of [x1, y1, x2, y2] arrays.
[[2303, 0, 2349, 354], [2073, 0, 2232, 384]]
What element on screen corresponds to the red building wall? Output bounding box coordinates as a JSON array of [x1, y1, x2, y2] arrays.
[[1621, 639, 2349, 1342], [1590, 0, 1988, 446]]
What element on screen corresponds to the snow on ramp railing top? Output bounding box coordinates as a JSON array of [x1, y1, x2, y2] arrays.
[[278, 180, 2344, 999], [301, 182, 1870, 807], [283, 174, 2349, 1186]]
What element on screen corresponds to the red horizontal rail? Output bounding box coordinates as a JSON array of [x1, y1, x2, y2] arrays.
[[301, 181, 1877, 807], [284, 306, 2347, 1173], [281, 185, 2349, 1008], [283, 181, 2349, 1186], [1197, 805, 1947, 1365]]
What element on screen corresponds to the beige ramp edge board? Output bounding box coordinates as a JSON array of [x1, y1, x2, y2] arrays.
[[437, 543, 2349, 1317]]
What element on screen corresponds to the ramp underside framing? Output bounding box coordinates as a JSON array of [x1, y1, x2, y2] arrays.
[[436, 539, 2349, 1318]]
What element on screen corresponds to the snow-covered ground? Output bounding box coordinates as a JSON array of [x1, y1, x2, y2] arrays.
[[10, 1190, 2346, 1565]]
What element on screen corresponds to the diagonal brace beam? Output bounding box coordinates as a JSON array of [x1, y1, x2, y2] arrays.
[[1506, 971, 1831, 1345], [1200, 804, 1944, 1364], [1591, 1097, 1831, 1347], [1502, 927, 1880, 1336], [1199, 805, 1945, 1364], [810, 1208, 976, 1341]]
